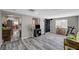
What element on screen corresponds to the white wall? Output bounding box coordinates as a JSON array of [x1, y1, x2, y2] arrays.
[[68, 16, 78, 31], [78, 16, 79, 32], [22, 15, 32, 39], [50, 16, 78, 33], [50, 19, 56, 33], [0, 11, 2, 47], [40, 18, 45, 34]]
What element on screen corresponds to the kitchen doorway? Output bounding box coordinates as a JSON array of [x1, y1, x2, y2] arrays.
[[2, 15, 21, 42]]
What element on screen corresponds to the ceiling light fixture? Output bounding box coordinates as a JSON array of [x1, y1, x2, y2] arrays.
[[29, 9, 39, 15], [29, 9, 35, 12]]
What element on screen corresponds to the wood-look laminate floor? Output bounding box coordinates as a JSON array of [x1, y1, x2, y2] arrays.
[[0, 39, 27, 50], [0, 33, 66, 50]]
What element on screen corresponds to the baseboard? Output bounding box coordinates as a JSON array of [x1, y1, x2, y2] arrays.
[[22, 36, 33, 40]]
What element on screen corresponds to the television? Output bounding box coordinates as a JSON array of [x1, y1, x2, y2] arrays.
[[35, 25, 40, 29]]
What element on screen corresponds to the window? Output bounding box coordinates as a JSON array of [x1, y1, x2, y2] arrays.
[[55, 20, 67, 28]]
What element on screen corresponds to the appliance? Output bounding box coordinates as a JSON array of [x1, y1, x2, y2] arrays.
[[34, 25, 41, 37], [34, 29, 41, 37]]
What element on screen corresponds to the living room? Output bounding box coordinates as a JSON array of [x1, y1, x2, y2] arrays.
[[0, 9, 79, 50]]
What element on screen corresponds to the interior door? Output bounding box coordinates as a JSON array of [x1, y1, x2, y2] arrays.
[[45, 19, 50, 33]]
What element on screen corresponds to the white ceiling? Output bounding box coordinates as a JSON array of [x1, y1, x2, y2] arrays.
[[1, 9, 79, 18]]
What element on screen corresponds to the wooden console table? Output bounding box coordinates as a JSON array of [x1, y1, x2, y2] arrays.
[[64, 39, 79, 50], [2, 28, 12, 42]]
